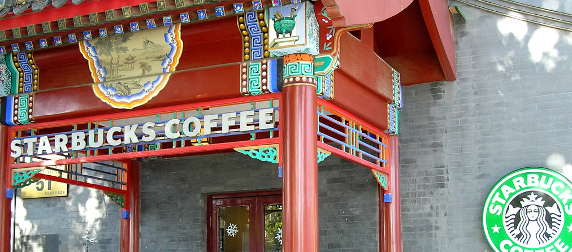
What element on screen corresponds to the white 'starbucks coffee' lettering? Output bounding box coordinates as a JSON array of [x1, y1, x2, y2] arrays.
[[483, 168, 572, 252], [10, 108, 275, 158]]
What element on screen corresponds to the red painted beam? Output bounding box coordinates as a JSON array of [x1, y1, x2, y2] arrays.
[[331, 70, 389, 131], [23, 15, 244, 122], [318, 98, 388, 140], [34, 173, 127, 194], [0, 126, 10, 252], [32, 63, 242, 122], [34, 16, 242, 91], [418, 0, 457, 81], [9, 138, 279, 169], [317, 142, 388, 174], [321, 0, 414, 27], [328, 27, 395, 131], [338, 28, 394, 102], [11, 93, 280, 131]]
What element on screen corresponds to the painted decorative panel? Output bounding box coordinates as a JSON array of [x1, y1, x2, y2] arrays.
[[316, 73, 333, 100], [0, 55, 11, 97], [315, 2, 336, 53], [386, 69, 402, 135], [317, 148, 331, 163], [387, 104, 399, 135], [103, 191, 126, 208], [372, 169, 389, 191], [0, 52, 39, 95], [12, 52, 39, 94], [79, 24, 183, 109], [235, 145, 279, 164], [1, 93, 35, 126], [240, 59, 279, 96], [283, 53, 316, 87], [314, 54, 337, 100], [238, 11, 270, 61], [268, 2, 319, 57], [13, 168, 43, 189], [392, 69, 402, 109]]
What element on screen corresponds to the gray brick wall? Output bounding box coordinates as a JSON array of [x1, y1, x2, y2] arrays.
[[14, 184, 121, 252], [399, 4, 572, 252], [140, 152, 380, 251], [13, 151, 380, 252]]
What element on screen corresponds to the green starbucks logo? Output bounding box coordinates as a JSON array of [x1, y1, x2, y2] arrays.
[[483, 167, 572, 252]]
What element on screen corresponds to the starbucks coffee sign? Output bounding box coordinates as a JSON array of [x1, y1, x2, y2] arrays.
[[483, 167, 572, 252]]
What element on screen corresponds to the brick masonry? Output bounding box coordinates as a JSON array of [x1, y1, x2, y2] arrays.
[[14, 182, 121, 252], [14, 152, 381, 251], [139, 152, 380, 251], [398, 4, 572, 251]]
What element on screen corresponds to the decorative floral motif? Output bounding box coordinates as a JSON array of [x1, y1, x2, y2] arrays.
[[226, 223, 239, 237]]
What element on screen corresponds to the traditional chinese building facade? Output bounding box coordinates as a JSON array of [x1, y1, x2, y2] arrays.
[[0, 0, 456, 251]]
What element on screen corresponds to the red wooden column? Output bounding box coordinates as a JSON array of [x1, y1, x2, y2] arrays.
[[120, 208, 130, 252], [388, 136, 402, 252], [120, 162, 130, 252], [129, 161, 140, 252], [282, 53, 319, 252], [0, 126, 11, 252], [380, 185, 389, 252], [120, 161, 140, 252]]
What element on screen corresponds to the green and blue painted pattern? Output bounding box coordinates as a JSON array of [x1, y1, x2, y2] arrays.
[[248, 61, 263, 95], [316, 73, 333, 100], [283, 61, 314, 78], [241, 59, 279, 96], [238, 147, 278, 164], [317, 149, 331, 163], [103, 191, 126, 208], [18, 93, 30, 124], [372, 170, 389, 190], [13, 168, 42, 189], [386, 69, 402, 135], [392, 69, 402, 109]]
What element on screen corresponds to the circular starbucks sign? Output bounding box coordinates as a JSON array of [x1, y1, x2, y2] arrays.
[[483, 167, 572, 252]]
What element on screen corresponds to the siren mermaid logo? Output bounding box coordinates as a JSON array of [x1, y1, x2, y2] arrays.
[[483, 168, 572, 252], [505, 192, 562, 247]]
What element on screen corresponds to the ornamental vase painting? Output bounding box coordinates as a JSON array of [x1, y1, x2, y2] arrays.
[[80, 24, 183, 109], [268, 2, 319, 57]]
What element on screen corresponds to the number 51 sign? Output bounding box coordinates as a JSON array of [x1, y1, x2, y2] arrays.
[[20, 166, 68, 199]]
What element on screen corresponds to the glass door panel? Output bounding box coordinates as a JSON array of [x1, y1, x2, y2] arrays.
[[263, 204, 282, 252], [219, 205, 250, 252], [208, 191, 282, 252]]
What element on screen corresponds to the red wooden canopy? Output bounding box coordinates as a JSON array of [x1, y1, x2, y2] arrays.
[[0, 0, 456, 85]]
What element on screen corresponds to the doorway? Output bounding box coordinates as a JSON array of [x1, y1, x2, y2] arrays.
[[207, 190, 282, 252]]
